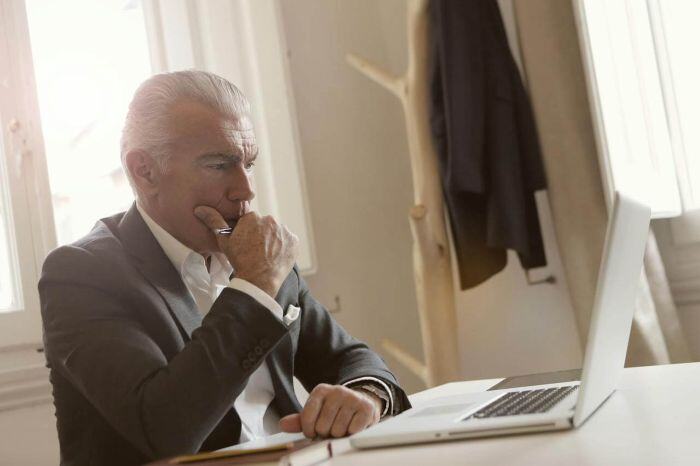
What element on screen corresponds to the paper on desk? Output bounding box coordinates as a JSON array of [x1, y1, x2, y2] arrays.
[[216, 432, 308, 452]]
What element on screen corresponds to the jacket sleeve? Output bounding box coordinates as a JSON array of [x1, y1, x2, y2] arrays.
[[39, 245, 289, 459], [292, 270, 411, 415]]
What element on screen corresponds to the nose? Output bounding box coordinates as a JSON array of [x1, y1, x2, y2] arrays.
[[226, 164, 255, 203]]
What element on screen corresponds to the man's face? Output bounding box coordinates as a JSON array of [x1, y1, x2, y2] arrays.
[[148, 100, 256, 254]]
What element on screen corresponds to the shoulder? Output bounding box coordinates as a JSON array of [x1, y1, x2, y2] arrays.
[[40, 215, 127, 286]]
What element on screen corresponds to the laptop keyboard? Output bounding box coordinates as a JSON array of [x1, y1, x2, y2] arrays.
[[470, 386, 579, 419]]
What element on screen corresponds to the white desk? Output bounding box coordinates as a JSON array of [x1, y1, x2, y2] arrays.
[[330, 363, 700, 465]]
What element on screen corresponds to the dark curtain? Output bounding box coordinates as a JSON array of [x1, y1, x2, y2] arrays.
[[429, 0, 547, 289]]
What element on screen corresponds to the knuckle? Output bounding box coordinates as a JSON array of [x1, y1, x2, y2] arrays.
[[314, 383, 331, 395]]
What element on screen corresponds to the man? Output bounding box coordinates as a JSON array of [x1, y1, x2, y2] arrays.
[[39, 70, 410, 465]]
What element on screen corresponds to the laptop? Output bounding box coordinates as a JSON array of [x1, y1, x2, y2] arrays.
[[351, 191, 651, 449]]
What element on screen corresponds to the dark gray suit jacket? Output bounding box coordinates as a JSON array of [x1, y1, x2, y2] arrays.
[[429, 0, 547, 289], [39, 205, 409, 465]]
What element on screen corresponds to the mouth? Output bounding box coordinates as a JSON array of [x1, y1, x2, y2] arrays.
[[225, 217, 239, 229]]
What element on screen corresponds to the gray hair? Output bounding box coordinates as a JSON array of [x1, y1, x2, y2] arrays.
[[120, 70, 251, 188]]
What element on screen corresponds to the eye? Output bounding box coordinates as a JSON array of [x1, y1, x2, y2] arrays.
[[245, 161, 256, 171], [208, 163, 228, 171]]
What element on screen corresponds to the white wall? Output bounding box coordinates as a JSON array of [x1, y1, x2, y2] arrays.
[[0, 403, 58, 465]]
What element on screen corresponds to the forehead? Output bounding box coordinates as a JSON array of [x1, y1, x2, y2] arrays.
[[167, 100, 256, 153]]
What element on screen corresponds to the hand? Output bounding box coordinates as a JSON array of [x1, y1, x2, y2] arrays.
[[194, 206, 299, 297], [278, 384, 382, 439]]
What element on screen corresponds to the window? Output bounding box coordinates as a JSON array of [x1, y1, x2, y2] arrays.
[[649, 0, 700, 245], [23, 0, 151, 245], [573, 0, 681, 218], [574, 0, 700, 306], [0, 0, 50, 346], [653, 0, 700, 211]]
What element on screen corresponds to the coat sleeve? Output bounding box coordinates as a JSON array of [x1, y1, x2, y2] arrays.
[[292, 270, 411, 415], [39, 245, 289, 459]]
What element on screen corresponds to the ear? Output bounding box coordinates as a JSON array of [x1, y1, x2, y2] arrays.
[[125, 149, 160, 197]]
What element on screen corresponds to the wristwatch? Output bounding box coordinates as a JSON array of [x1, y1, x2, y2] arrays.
[[352, 382, 390, 417]]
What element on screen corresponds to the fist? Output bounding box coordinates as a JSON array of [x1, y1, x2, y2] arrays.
[[278, 384, 382, 439], [194, 206, 299, 297]]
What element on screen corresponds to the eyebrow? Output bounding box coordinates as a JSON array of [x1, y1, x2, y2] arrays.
[[198, 149, 258, 164]]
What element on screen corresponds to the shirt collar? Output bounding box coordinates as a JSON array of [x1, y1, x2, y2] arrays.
[[135, 202, 234, 281]]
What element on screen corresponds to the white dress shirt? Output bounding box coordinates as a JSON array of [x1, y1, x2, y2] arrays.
[[136, 204, 394, 442]]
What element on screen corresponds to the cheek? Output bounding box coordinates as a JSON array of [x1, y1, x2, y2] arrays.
[[193, 181, 229, 208], [159, 170, 228, 213], [173, 181, 223, 206]]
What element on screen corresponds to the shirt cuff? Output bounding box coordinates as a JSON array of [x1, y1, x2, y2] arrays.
[[343, 376, 394, 417], [229, 278, 284, 321]]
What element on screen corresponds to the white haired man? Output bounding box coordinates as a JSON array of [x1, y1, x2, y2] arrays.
[[39, 70, 410, 466]]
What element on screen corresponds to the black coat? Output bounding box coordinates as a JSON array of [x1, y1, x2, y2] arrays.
[[430, 0, 547, 289], [39, 205, 409, 465]]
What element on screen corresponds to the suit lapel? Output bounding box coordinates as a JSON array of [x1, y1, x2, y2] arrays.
[[118, 204, 202, 339]]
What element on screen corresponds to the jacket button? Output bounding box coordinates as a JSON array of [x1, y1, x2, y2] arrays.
[[260, 338, 270, 348], [254, 346, 263, 355], [242, 360, 251, 370]]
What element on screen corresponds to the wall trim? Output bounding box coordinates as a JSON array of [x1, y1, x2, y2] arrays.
[[0, 343, 51, 412]]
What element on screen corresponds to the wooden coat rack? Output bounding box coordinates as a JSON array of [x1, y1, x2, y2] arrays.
[[346, 0, 459, 387]]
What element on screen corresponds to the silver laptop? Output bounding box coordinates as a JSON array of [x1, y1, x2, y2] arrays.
[[352, 191, 651, 449]]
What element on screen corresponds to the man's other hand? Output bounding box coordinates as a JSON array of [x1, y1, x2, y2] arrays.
[[194, 206, 298, 298], [278, 384, 382, 439]]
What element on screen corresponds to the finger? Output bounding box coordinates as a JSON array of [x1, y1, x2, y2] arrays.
[[329, 404, 356, 438], [313, 392, 343, 438], [348, 406, 373, 435], [279, 414, 302, 433], [300, 386, 328, 438], [194, 206, 228, 231]]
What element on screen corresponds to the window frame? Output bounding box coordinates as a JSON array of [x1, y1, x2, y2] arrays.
[[0, 0, 56, 347]]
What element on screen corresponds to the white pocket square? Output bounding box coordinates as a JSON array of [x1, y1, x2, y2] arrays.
[[284, 305, 300, 326]]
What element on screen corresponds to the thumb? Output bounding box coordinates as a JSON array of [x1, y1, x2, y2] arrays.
[[194, 206, 228, 231], [279, 413, 302, 433]]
